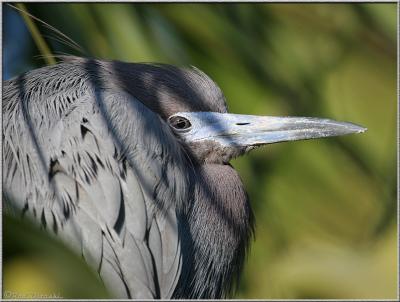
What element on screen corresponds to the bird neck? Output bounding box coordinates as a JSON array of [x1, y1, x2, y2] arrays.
[[175, 164, 254, 298]]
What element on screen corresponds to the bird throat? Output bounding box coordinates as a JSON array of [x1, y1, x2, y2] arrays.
[[173, 164, 254, 298]]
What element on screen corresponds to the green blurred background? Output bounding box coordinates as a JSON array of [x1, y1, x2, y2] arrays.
[[2, 2, 397, 299]]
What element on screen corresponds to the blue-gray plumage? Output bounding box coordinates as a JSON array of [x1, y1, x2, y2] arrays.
[[2, 57, 366, 299]]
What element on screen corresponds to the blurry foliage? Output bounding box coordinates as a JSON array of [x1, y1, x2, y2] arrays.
[[2, 3, 397, 299]]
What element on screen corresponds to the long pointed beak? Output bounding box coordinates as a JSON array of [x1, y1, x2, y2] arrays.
[[172, 112, 367, 147]]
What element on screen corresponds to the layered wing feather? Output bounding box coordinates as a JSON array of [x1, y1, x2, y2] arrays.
[[2, 62, 189, 298]]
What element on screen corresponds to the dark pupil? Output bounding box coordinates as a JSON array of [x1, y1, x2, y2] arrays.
[[175, 119, 187, 129]]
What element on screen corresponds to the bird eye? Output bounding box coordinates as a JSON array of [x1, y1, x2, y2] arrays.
[[169, 116, 192, 131]]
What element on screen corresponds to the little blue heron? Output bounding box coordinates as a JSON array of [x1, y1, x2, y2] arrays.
[[2, 57, 366, 299]]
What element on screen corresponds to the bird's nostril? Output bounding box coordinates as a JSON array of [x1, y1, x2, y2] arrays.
[[236, 122, 250, 126]]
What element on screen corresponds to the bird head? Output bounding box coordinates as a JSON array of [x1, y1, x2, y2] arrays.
[[105, 60, 366, 164]]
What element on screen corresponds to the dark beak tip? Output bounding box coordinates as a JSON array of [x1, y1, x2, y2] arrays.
[[356, 126, 368, 134], [344, 122, 367, 134]]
